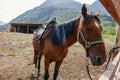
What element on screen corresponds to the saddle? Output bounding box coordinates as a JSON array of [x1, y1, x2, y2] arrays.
[[33, 17, 57, 43]]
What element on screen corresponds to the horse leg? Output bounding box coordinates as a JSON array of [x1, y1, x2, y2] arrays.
[[53, 60, 63, 80], [33, 49, 38, 68], [53, 49, 68, 80], [44, 58, 50, 80], [37, 52, 43, 76]]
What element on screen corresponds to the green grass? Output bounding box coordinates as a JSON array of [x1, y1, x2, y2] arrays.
[[8, 53, 16, 57], [102, 35, 115, 42], [102, 27, 116, 35], [1, 48, 7, 51]]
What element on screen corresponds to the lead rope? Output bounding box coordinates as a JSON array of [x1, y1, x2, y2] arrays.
[[77, 31, 93, 80], [85, 48, 93, 80], [86, 57, 92, 80], [105, 46, 120, 70]]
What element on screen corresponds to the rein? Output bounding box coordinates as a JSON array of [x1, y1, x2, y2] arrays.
[[105, 46, 120, 70], [78, 30, 104, 80]]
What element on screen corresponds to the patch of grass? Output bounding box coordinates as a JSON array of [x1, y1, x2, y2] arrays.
[[1, 48, 7, 51], [102, 35, 115, 42], [8, 53, 16, 57], [102, 27, 116, 35]]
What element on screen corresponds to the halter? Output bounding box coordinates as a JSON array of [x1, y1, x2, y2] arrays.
[[78, 15, 104, 53], [79, 30, 104, 51], [78, 30, 104, 80]]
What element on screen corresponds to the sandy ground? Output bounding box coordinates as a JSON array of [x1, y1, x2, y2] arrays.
[[0, 32, 113, 80]]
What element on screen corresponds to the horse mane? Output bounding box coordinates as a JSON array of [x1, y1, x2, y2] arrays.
[[48, 18, 79, 45]]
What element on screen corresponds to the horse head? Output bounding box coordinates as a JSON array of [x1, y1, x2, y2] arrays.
[[78, 4, 107, 66]]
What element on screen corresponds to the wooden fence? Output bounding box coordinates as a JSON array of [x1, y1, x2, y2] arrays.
[[99, 52, 120, 80]]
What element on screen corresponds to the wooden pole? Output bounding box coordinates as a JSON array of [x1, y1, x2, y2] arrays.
[[27, 25, 29, 34], [18, 25, 20, 32]]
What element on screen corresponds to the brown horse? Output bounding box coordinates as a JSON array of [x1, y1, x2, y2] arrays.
[[33, 4, 107, 80]]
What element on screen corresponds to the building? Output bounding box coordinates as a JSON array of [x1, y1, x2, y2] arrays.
[[10, 23, 43, 33]]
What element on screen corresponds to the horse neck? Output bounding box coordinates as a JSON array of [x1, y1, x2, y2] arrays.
[[65, 18, 80, 47], [47, 18, 80, 47]]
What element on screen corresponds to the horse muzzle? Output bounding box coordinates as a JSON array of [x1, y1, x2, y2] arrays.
[[90, 54, 106, 66]]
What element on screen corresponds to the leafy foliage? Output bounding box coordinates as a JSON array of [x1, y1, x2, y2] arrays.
[[99, 14, 116, 27], [102, 27, 116, 35], [102, 35, 115, 41]]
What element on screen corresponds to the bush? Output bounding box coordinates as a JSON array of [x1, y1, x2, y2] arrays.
[[102, 27, 116, 35], [102, 35, 115, 41]]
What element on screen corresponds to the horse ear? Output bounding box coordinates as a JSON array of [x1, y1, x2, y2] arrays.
[[95, 11, 100, 17], [81, 4, 87, 17]]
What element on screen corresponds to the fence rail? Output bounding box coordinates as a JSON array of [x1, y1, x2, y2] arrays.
[[99, 52, 120, 80]]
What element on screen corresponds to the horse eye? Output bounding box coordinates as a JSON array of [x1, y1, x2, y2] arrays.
[[86, 27, 91, 32]]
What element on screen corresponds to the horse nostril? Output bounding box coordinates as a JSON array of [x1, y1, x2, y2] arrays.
[[96, 56, 102, 64]]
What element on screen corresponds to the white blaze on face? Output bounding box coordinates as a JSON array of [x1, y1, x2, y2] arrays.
[[95, 21, 99, 28]]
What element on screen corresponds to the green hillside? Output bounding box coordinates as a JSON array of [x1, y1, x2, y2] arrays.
[[0, 0, 116, 30], [11, 0, 81, 24]]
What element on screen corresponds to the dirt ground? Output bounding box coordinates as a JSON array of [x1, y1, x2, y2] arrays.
[[0, 32, 113, 80]]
